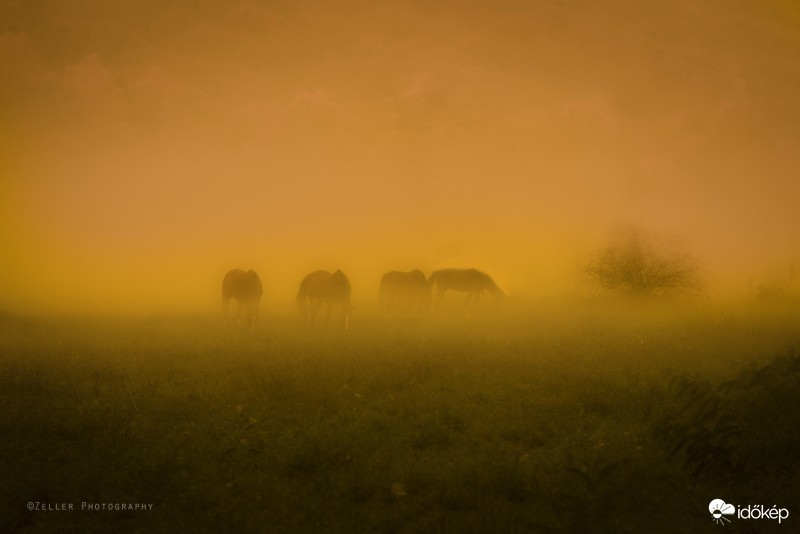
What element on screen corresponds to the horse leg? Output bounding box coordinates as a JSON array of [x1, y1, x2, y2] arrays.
[[324, 303, 332, 327], [310, 300, 320, 326], [237, 301, 244, 327], [297, 297, 308, 326], [249, 302, 257, 331], [475, 291, 482, 306], [435, 288, 446, 311], [223, 296, 230, 326], [342, 303, 350, 330]]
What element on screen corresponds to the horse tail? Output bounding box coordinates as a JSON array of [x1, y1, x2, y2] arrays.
[[222, 270, 240, 325], [331, 270, 352, 329], [296, 277, 309, 324]]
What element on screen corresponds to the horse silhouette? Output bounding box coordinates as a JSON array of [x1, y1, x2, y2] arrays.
[[296, 270, 352, 330], [428, 268, 505, 309], [222, 269, 263, 329], [379, 270, 431, 312]]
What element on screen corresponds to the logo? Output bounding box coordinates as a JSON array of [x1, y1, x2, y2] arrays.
[[709, 498, 790, 525], [709, 499, 735, 525]]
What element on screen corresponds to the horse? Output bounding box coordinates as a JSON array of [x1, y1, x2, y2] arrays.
[[296, 270, 352, 330], [222, 269, 264, 330], [378, 270, 431, 312], [428, 268, 505, 309]]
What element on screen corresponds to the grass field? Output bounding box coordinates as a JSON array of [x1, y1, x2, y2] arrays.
[[2, 301, 798, 533]]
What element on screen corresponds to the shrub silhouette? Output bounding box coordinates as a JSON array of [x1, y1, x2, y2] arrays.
[[654, 348, 800, 478], [586, 226, 705, 298]]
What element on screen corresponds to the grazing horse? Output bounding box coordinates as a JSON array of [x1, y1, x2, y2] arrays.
[[428, 268, 505, 309], [296, 270, 352, 330], [379, 270, 431, 312], [222, 269, 264, 330]]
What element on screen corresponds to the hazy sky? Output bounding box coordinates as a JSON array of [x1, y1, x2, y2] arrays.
[[2, 0, 799, 312]]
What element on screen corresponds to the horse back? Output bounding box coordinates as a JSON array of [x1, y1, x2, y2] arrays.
[[223, 269, 263, 300]]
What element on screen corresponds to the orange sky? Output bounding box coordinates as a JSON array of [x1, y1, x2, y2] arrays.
[[2, 0, 799, 312]]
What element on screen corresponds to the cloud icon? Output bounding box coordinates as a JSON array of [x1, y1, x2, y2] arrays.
[[709, 499, 735, 524]]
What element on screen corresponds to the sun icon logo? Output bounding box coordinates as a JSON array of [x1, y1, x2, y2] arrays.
[[709, 499, 735, 525]]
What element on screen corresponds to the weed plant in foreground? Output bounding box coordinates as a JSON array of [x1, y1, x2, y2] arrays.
[[1, 302, 798, 532]]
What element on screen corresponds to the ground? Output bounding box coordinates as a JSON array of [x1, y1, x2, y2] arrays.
[[2, 301, 798, 532]]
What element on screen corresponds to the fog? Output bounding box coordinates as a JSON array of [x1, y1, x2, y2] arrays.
[[2, 0, 799, 313]]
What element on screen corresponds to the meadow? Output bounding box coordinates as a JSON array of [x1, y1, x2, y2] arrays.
[[2, 301, 798, 533]]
